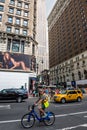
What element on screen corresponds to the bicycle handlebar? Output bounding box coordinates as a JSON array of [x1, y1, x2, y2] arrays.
[[28, 104, 35, 111], [31, 104, 35, 109]]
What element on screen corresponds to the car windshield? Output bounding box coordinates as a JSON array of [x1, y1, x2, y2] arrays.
[[16, 89, 27, 93], [60, 90, 67, 94]]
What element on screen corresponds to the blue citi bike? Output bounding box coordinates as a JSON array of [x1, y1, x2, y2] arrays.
[[21, 104, 55, 128]]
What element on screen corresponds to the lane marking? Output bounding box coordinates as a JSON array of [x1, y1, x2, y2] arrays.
[[0, 111, 87, 124], [84, 116, 87, 118], [55, 101, 87, 108], [0, 119, 20, 124], [0, 105, 11, 109], [55, 111, 87, 118], [56, 124, 87, 130]]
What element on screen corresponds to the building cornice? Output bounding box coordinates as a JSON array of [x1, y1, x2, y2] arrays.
[[0, 31, 38, 45], [48, 0, 72, 31]]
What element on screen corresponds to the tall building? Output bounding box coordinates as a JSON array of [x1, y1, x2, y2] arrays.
[[36, 0, 49, 74], [0, 0, 38, 90], [48, 0, 87, 87], [0, 0, 37, 57]]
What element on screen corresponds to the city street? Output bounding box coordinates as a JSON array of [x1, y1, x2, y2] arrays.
[[0, 95, 87, 130], [0, 1, 87, 130]]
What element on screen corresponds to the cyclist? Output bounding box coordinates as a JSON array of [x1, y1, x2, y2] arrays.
[[34, 88, 49, 118]]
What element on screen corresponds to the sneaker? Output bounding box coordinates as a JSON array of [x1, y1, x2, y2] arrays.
[[42, 113, 47, 118]]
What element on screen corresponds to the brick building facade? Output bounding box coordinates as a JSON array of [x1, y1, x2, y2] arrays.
[[48, 0, 87, 87]]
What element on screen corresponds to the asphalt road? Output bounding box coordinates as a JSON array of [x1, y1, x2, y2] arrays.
[[0, 95, 87, 130]]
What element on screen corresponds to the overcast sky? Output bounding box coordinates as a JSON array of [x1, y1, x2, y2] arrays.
[[46, 0, 57, 17]]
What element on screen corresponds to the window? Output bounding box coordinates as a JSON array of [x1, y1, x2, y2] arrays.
[[82, 60, 85, 66], [77, 91, 81, 94], [70, 60, 73, 64], [16, 9, 21, 15], [21, 41, 24, 53], [7, 39, 24, 53], [16, 18, 20, 25], [10, 0, 15, 5], [23, 20, 28, 26], [33, 33, 35, 39], [32, 44, 35, 55], [78, 71, 81, 80], [15, 28, 20, 34], [76, 57, 79, 61], [68, 91, 77, 94], [0, 5, 4, 11], [25, 3, 28, 8], [9, 8, 14, 13], [8, 16, 13, 23], [7, 38, 11, 51], [17, 1, 22, 7], [0, 14, 2, 22], [12, 40, 20, 52], [0, 0, 5, 3], [24, 11, 28, 17], [6, 27, 12, 33], [82, 54, 84, 58], [23, 30, 27, 36]]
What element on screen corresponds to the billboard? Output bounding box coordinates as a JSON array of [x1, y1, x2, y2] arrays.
[[0, 52, 36, 72]]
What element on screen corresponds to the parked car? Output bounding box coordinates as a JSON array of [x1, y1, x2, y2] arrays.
[[0, 88, 28, 103], [53, 89, 83, 103]]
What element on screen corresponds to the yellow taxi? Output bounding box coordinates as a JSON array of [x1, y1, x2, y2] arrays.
[[53, 89, 83, 103]]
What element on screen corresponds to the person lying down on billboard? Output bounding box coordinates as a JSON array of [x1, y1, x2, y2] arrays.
[[3, 52, 30, 71]]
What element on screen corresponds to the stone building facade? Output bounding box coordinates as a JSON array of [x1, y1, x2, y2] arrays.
[[0, 0, 38, 91], [0, 0, 38, 56], [36, 0, 49, 74]]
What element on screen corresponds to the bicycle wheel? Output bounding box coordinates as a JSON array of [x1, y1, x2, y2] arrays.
[[21, 113, 35, 128], [43, 112, 55, 126]]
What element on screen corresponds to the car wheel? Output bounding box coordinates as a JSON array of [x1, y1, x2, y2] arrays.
[[61, 98, 66, 103], [17, 97, 22, 103], [77, 97, 81, 102]]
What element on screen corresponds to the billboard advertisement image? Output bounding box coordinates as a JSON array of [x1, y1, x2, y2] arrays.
[[0, 52, 36, 72]]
